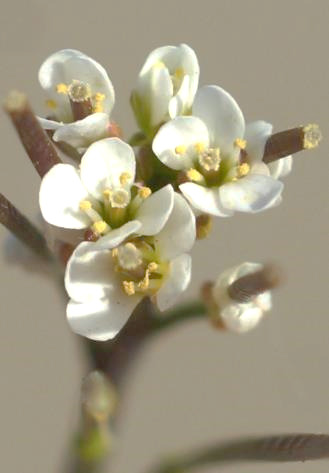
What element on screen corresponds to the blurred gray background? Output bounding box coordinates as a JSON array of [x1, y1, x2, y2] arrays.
[[0, 0, 328, 472]]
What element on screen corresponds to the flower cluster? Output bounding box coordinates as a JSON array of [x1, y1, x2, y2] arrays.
[[34, 45, 320, 340]]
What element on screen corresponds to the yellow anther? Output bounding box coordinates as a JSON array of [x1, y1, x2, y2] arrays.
[[122, 281, 135, 296], [186, 168, 204, 183], [303, 123, 322, 149], [148, 262, 158, 272], [154, 61, 166, 69], [138, 187, 152, 199], [237, 163, 250, 177], [79, 200, 92, 211], [194, 142, 205, 153], [137, 269, 150, 291], [234, 138, 247, 149], [119, 172, 132, 186], [45, 99, 57, 109], [103, 188, 111, 198], [56, 83, 68, 94], [92, 220, 107, 234], [174, 67, 185, 80], [175, 145, 187, 155], [93, 92, 106, 113], [111, 248, 119, 259]]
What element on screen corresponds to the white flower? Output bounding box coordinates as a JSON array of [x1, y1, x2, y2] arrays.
[[65, 193, 196, 341], [211, 262, 272, 333], [152, 85, 286, 216], [38, 49, 115, 152], [39, 137, 175, 248], [131, 44, 199, 136]]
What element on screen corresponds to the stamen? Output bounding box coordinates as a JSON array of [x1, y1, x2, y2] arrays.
[[138, 187, 152, 199], [137, 269, 150, 290], [175, 145, 187, 155], [186, 168, 206, 184], [234, 138, 247, 149], [237, 163, 250, 178], [154, 61, 166, 69], [194, 142, 205, 153], [56, 83, 68, 94], [79, 200, 103, 223], [198, 148, 221, 172], [122, 280, 135, 296], [119, 172, 132, 186], [117, 243, 142, 270], [148, 262, 158, 272], [45, 99, 57, 109], [79, 200, 92, 211], [93, 92, 106, 113], [91, 220, 110, 235]]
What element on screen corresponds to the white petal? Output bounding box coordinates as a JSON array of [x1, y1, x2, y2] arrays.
[[156, 254, 192, 311], [39, 163, 90, 228], [67, 292, 141, 341], [219, 174, 283, 213], [179, 182, 233, 217], [39, 49, 115, 122], [38, 117, 62, 131], [149, 66, 173, 127], [221, 303, 264, 333], [53, 113, 110, 152], [168, 74, 190, 118], [244, 120, 273, 163], [135, 185, 174, 235], [155, 192, 196, 260], [80, 138, 136, 200], [152, 116, 209, 170], [92, 221, 142, 251], [65, 242, 114, 302], [139, 45, 177, 76], [193, 85, 245, 157], [268, 156, 293, 179]]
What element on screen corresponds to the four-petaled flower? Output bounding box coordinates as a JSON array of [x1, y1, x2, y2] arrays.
[[211, 262, 272, 333], [38, 49, 115, 152], [131, 44, 199, 137], [39, 138, 175, 248], [152, 85, 287, 216], [65, 193, 196, 340]]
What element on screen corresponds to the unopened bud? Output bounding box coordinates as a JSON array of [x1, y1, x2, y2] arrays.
[[196, 214, 213, 239], [81, 371, 117, 422]]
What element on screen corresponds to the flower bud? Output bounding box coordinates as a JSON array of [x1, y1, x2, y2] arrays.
[[131, 44, 199, 137]]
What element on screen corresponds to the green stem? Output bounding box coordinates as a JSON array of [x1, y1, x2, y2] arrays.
[[148, 434, 329, 473], [151, 300, 207, 333]]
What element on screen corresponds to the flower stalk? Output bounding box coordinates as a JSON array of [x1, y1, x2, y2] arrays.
[[4, 91, 61, 177]]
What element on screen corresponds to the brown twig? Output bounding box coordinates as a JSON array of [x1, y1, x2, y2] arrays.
[[0, 192, 51, 261], [4, 90, 61, 177]]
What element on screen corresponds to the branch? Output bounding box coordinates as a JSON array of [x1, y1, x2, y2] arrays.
[[0, 192, 52, 262], [4, 90, 61, 177], [148, 434, 329, 473]]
